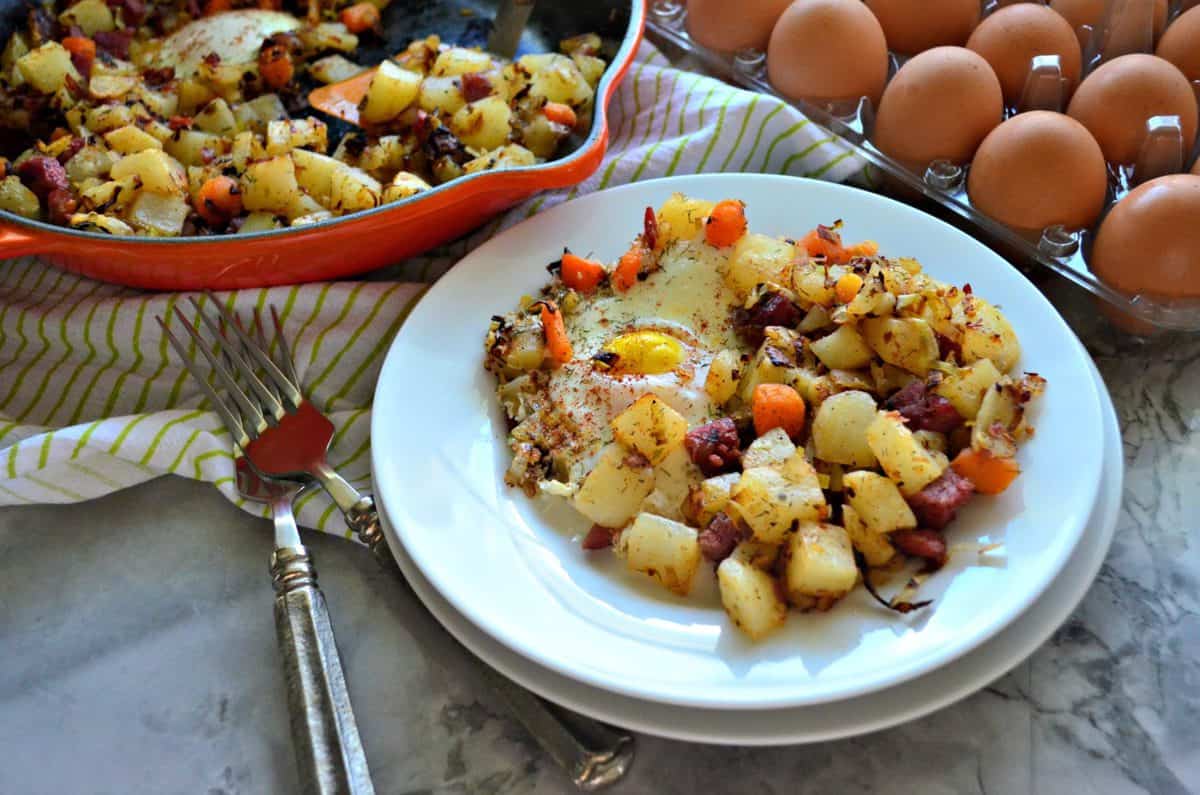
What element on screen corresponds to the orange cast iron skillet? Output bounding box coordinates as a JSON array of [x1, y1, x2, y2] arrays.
[[0, 0, 644, 290]]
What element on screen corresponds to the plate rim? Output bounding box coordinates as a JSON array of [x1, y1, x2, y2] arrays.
[[371, 173, 1106, 710], [376, 354, 1121, 744]]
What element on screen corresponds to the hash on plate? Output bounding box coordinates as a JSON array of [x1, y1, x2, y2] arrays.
[[484, 193, 1045, 640]]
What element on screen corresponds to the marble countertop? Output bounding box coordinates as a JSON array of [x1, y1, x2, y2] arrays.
[[2, 278, 1197, 795]]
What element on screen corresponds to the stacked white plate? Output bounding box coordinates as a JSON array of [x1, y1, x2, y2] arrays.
[[371, 175, 1122, 744]]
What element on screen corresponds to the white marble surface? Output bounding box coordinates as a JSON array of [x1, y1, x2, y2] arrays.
[[2, 279, 1198, 795]]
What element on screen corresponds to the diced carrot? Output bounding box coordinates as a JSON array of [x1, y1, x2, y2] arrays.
[[951, 448, 1021, 495], [339, 2, 380, 33], [542, 101, 577, 128], [800, 224, 878, 264], [752, 383, 807, 440], [49, 127, 71, 142], [834, 272, 864, 304], [704, 199, 747, 248], [61, 36, 95, 74], [539, 301, 573, 366], [194, 175, 243, 226], [612, 245, 642, 292], [560, 251, 605, 294], [258, 38, 294, 89]]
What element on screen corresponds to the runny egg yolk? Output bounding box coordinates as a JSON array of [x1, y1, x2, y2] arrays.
[[603, 331, 685, 375]]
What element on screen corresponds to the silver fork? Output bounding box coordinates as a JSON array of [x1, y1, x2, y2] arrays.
[[160, 311, 375, 795], [170, 294, 635, 791]]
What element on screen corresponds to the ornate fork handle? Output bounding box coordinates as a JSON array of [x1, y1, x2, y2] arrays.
[[272, 547, 375, 795]]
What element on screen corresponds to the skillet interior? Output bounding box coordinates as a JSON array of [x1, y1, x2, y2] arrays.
[[0, 0, 636, 242]]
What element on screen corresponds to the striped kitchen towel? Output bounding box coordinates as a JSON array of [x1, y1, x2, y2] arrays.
[[0, 42, 864, 537]]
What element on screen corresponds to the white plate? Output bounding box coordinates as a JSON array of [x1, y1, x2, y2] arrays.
[[376, 355, 1121, 744], [371, 174, 1105, 710]]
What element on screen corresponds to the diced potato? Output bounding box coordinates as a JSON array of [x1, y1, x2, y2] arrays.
[[329, 164, 382, 212], [433, 47, 494, 76], [523, 53, 593, 106], [238, 211, 282, 233], [724, 233, 795, 296], [811, 390, 878, 467], [360, 60, 422, 124], [615, 513, 701, 596], [611, 393, 688, 466], [103, 125, 163, 154], [717, 557, 787, 640], [68, 212, 133, 235], [463, 143, 537, 174], [85, 104, 135, 134], [798, 304, 833, 334], [285, 191, 327, 222], [972, 376, 1022, 457], [640, 445, 701, 522], [866, 411, 947, 495], [656, 193, 715, 244], [841, 504, 895, 568], [230, 131, 267, 171], [0, 176, 40, 218], [382, 171, 432, 203], [784, 522, 857, 608], [731, 452, 827, 544], [110, 150, 187, 195], [136, 86, 178, 119], [728, 540, 781, 569], [741, 427, 796, 469], [1, 31, 29, 75], [89, 74, 137, 100], [234, 94, 288, 133], [573, 443, 655, 528], [358, 135, 408, 174], [704, 349, 740, 405], [737, 327, 801, 401], [844, 271, 897, 319], [842, 470, 917, 533], [860, 316, 939, 376], [291, 148, 342, 204], [792, 262, 846, 308], [17, 43, 80, 94], [810, 323, 873, 370], [194, 98, 238, 136], [418, 75, 467, 115], [573, 53, 606, 87], [241, 155, 300, 212], [309, 54, 364, 85], [913, 429, 948, 454], [291, 210, 334, 226], [451, 95, 513, 151], [126, 191, 189, 236], [266, 118, 328, 156], [520, 113, 566, 159], [686, 472, 739, 527], [65, 146, 116, 183], [58, 0, 114, 36], [933, 358, 1001, 420], [176, 78, 216, 116], [163, 129, 226, 167], [957, 295, 1020, 373]]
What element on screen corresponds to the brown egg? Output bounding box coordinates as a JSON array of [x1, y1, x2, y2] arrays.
[[1194, 157, 1200, 175], [1050, 0, 1167, 50], [863, 0, 981, 55], [1156, 6, 1200, 82], [686, 0, 793, 53], [1067, 54, 1198, 164], [767, 0, 890, 106], [967, 4, 1082, 106], [873, 47, 1004, 172], [967, 111, 1108, 231], [1091, 174, 1200, 298]]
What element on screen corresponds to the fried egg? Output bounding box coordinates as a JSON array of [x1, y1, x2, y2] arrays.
[[548, 239, 740, 476]]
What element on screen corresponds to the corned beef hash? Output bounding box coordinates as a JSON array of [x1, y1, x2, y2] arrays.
[[484, 193, 1045, 640]]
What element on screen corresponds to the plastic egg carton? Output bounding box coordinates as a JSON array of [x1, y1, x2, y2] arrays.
[[647, 0, 1200, 332]]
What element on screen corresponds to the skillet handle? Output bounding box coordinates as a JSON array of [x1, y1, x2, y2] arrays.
[[0, 224, 46, 260]]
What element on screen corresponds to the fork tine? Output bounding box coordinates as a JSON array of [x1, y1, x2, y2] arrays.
[[188, 296, 288, 423], [203, 293, 304, 409], [270, 305, 302, 400], [172, 304, 268, 439], [158, 316, 252, 451]]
